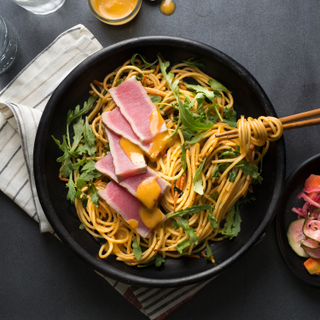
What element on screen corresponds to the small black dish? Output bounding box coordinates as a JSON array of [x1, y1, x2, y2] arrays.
[[34, 36, 286, 287], [276, 153, 320, 287]]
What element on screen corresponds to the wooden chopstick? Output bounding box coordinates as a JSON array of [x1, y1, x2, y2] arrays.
[[215, 108, 320, 139]]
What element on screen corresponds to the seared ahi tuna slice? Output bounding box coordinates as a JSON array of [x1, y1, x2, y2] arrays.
[[105, 127, 146, 181], [99, 181, 165, 238], [95, 153, 170, 209], [109, 77, 167, 145], [102, 108, 150, 154]]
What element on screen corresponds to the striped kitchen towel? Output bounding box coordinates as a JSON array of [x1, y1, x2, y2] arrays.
[[0, 24, 213, 320]]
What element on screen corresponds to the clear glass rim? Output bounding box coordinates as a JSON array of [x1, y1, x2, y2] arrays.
[[0, 16, 9, 58], [88, 0, 142, 24]]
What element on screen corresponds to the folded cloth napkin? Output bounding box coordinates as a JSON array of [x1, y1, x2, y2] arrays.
[[0, 25, 213, 320]]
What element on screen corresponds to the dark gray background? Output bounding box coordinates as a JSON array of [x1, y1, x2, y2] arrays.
[[1, 0, 320, 319]]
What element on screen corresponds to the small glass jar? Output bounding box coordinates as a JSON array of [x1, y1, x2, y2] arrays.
[[88, 0, 142, 26], [0, 16, 19, 75]]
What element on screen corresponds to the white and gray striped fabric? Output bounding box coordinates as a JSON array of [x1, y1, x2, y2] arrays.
[[0, 25, 212, 320]]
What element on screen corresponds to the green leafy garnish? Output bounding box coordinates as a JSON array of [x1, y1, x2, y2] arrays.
[[205, 245, 213, 260], [53, 97, 101, 206], [88, 182, 99, 207], [52, 135, 75, 178], [210, 191, 219, 201], [76, 117, 96, 158], [208, 78, 231, 93], [66, 173, 77, 204], [185, 130, 208, 145], [176, 217, 199, 245], [167, 204, 214, 219], [131, 53, 158, 70], [219, 148, 239, 159], [150, 94, 162, 103], [207, 208, 219, 229], [223, 107, 237, 128], [228, 168, 238, 182], [184, 82, 223, 122], [137, 255, 166, 268], [179, 143, 187, 177], [66, 96, 97, 146], [193, 158, 206, 195], [211, 163, 229, 179], [176, 238, 192, 254], [78, 160, 102, 182], [221, 202, 242, 239], [183, 57, 206, 69], [236, 161, 260, 179], [132, 236, 142, 260]]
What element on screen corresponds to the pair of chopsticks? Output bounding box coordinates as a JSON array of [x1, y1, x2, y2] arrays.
[[215, 108, 320, 139]]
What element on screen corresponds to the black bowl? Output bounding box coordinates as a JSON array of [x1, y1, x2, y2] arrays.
[[276, 154, 320, 287], [34, 36, 286, 287]]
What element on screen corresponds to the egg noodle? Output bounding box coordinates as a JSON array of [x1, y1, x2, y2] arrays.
[[57, 54, 283, 266]]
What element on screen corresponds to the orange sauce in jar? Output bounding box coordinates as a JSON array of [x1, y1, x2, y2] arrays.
[[90, 0, 142, 25], [160, 0, 175, 16]]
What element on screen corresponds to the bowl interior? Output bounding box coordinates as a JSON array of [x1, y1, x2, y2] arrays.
[[276, 154, 320, 287], [34, 36, 286, 287]]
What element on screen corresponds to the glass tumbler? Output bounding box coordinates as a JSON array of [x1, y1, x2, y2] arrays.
[[0, 16, 19, 75], [10, 0, 66, 15]]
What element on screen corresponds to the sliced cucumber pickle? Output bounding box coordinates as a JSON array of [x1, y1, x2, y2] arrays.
[[287, 219, 309, 258]]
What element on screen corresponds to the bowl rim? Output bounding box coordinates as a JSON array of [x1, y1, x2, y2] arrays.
[[276, 153, 320, 287], [34, 35, 286, 287]]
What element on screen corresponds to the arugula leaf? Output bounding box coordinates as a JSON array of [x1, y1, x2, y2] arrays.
[[222, 202, 242, 239], [130, 53, 158, 69], [71, 117, 84, 152], [207, 208, 219, 229], [210, 191, 219, 201], [236, 161, 259, 179], [205, 245, 213, 260], [137, 255, 165, 268], [52, 135, 75, 178], [180, 101, 213, 131], [228, 168, 238, 182], [132, 236, 142, 260], [211, 163, 230, 179], [76, 117, 96, 158], [158, 55, 182, 137], [66, 173, 77, 204], [181, 127, 194, 141], [177, 238, 191, 254], [155, 255, 165, 267], [207, 113, 219, 125], [184, 82, 223, 122], [208, 78, 231, 93], [66, 96, 97, 146], [158, 56, 212, 135], [76, 177, 87, 190], [79, 160, 102, 182], [219, 148, 239, 159], [176, 217, 199, 245], [193, 158, 206, 195], [88, 182, 99, 207], [183, 57, 206, 69], [223, 107, 237, 128], [185, 130, 208, 145], [150, 94, 162, 103], [167, 204, 214, 219]]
